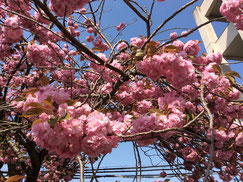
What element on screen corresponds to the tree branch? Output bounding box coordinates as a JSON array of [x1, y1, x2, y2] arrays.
[[142, 0, 199, 48], [32, 0, 127, 78], [200, 85, 214, 182]]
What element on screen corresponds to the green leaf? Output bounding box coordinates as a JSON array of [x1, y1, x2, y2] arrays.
[[219, 91, 226, 97], [165, 108, 172, 117], [149, 108, 161, 113], [227, 87, 233, 92], [23, 87, 39, 94], [48, 116, 61, 128], [190, 112, 195, 119], [185, 108, 194, 121], [22, 103, 53, 117], [186, 113, 190, 122], [145, 41, 159, 56], [202, 52, 207, 57], [164, 104, 169, 112], [63, 113, 71, 120], [148, 108, 164, 116], [23, 87, 39, 97]]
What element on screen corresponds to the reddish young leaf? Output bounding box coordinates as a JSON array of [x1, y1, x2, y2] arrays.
[[6, 175, 25, 182]]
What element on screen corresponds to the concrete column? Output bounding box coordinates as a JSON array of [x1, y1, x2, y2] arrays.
[[193, 6, 230, 72]]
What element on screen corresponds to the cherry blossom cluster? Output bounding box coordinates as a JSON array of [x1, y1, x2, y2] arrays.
[[116, 22, 126, 31], [66, 19, 81, 37], [49, 0, 90, 17], [0, 146, 23, 170], [26, 42, 65, 66], [115, 77, 161, 107], [220, 0, 243, 30], [136, 49, 196, 88], [26, 43, 53, 67], [6, 0, 31, 13], [130, 91, 189, 146], [18, 85, 130, 158], [2, 15, 23, 43]]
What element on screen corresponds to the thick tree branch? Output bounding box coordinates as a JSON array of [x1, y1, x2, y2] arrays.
[[123, 0, 147, 22], [123, 0, 151, 37], [17, 132, 47, 182]]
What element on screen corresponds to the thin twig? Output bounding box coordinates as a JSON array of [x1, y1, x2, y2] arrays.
[[123, 0, 147, 22], [142, 0, 199, 48], [120, 110, 205, 138], [90, 155, 106, 182], [200, 85, 214, 182], [159, 17, 225, 48]]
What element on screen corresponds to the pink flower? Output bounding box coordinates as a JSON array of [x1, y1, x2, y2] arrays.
[[117, 42, 127, 51], [206, 52, 222, 64], [80, 8, 87, 13], [81, 134, 119, 158], [49, 0, 89, 17], [183, 40, 200, 56], [58, 103, 68, 117], [2, 15, 23, 43], [170, 32, 177, 39], [220, 0, 243, 30], [86, 111, 110, 135], [173, 40, 184, 50], [131, 37, 146, 48], [235, 132, 243, 147], [201, 66, 219, 89], [181, 29, 191, 36], [183, 147, 198, 162], [116, 22, 126, 31], [86, 26, 95, 33], [86, 35, 94, 42], [160, 171, 167, 178]]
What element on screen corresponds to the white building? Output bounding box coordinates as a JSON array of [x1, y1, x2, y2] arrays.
[[193, 0, 243, 73]]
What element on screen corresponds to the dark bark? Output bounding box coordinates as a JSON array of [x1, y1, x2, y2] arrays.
[[17, 132, 47, 182]]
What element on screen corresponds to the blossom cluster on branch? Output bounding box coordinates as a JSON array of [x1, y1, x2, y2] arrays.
[[220, 0, 243, 30]]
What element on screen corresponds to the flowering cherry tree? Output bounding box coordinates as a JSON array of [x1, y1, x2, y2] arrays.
[[0, 0, 242, 182]]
